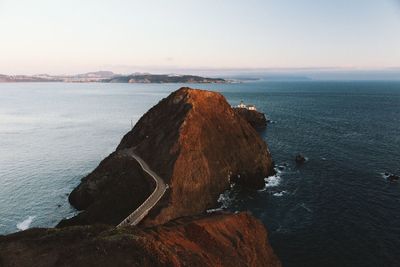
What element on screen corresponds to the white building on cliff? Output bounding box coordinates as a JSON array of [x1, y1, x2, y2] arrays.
[[237, 101, 257, 111]]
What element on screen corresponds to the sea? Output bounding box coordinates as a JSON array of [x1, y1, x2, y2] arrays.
[[0, 81, 399, 267]]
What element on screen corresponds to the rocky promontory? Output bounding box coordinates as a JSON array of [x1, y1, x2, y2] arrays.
[[64, 87, 274, 227], [0, 87, 280, 266], [234, 107, 268, 129], [0, 212, 281, 267]]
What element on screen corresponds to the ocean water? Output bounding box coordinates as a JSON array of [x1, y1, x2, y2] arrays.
[[0, 81, 399, 267]]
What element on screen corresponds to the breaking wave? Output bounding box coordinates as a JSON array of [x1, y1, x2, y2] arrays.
[[264, 171, 282, 188], [206, 185, 235, 213], [16, 216, 35, 231], [273, 191, 287, 197]]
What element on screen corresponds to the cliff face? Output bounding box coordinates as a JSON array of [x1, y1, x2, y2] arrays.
[[67, 87, 274, 226], [234, 108, 268, 130], [0, 212, 281, 267]]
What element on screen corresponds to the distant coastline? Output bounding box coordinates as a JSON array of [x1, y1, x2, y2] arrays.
[[0, 71, 227, 84]]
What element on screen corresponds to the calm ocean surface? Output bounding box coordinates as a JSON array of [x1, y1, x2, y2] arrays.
[[0, 81, 399, 267]]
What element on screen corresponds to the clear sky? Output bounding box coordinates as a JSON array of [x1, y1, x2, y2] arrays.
[[0, 0, 399, 75]]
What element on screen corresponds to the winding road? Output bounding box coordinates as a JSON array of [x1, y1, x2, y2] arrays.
[[117, 149, 167, 227]]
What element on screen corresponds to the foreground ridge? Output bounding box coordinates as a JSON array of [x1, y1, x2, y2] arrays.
[[0, 213, 281, 267]]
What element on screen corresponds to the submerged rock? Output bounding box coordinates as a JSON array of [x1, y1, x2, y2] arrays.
[[65, 87, 274, 227], [385, 173, 400, 182], [295, 154, 306, 164], [0, 212, 281, 267]]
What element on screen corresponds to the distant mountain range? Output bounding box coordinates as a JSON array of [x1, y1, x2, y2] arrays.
[[0, 71, 226, 83]]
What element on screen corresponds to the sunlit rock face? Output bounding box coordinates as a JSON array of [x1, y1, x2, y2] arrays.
[[117, 87, 274, 226]]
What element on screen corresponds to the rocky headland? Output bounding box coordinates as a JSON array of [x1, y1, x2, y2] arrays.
[[234, 107, 269, 129], [0, 87, 280, 266], [63, 87, 274, 227]]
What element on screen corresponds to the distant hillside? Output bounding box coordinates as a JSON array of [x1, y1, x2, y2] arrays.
[[74, 71, 115, 79], [0, 72, 226, 83], [105, 74, 226, 83], [0, 74, 62, 82]]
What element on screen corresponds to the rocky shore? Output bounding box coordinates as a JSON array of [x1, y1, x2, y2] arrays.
[[0, 87, 280, 266], [234, 107, 269, 129]]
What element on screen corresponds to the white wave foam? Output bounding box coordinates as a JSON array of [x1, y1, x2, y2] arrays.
[[217, 190, 232, 208], [273, 191, 287, 197], [264, 172, 281, 187], [206, 207, 223, 213], [16, 216, 35, 231], [257, 187, 267, 192], [206, 188, 233, 213]]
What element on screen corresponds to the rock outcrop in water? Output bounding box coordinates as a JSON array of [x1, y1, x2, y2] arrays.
[[234, 107, 268, 129], [64, 87, 274, 227], [0, 212, 281, 267], [295, 154, 306, 164], [384, 173, 399, 182]]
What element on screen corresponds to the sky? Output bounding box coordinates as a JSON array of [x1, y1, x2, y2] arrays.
[[0, 0, 399, 75]]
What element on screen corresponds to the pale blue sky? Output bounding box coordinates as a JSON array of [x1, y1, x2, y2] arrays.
[[0, 0, 399, 74]]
